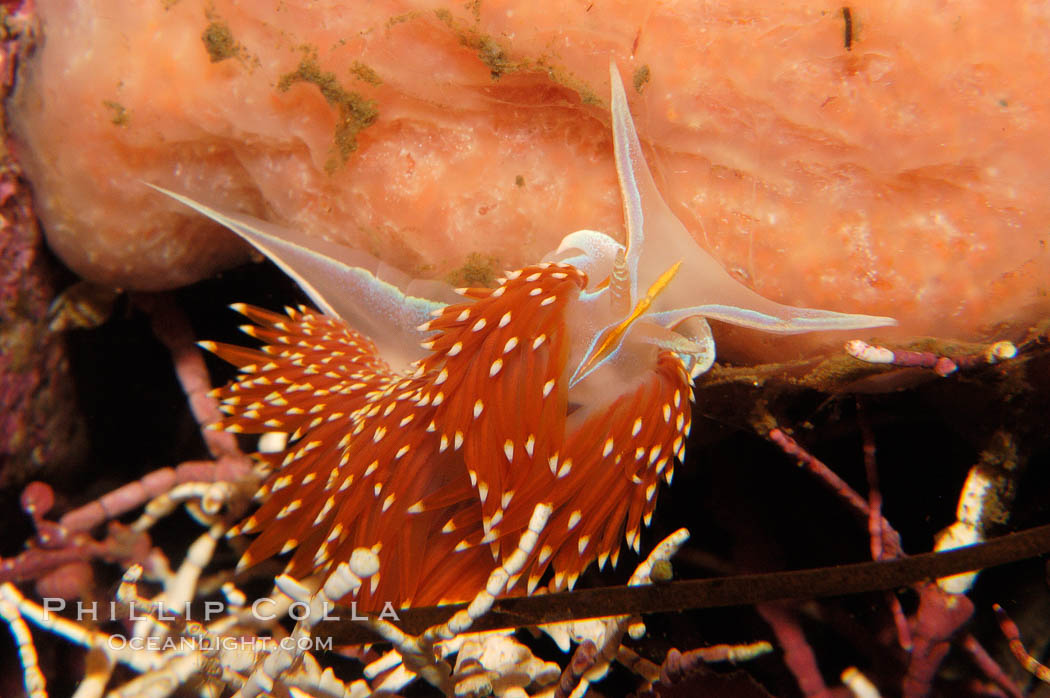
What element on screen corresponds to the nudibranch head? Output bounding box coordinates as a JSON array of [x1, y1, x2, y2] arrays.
[[149, 62, 894, 609], [545, 62, 895, 417]]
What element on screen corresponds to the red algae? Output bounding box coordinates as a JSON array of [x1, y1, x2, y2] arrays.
[[8, 1, 1050, 356]]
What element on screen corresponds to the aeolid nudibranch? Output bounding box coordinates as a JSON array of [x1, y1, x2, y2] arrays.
[[150, 63, 895, 610]]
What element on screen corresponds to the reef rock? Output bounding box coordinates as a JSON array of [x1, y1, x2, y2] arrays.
[[8, 0, 1050, 350]]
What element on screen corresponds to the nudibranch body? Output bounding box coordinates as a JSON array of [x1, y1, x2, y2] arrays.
[[154, 64, 894, 610]]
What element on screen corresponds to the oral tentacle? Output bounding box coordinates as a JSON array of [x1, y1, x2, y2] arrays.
[[605, 62, 896, 335], [148, 183, 457, 371], [647, 303, 898, 334]]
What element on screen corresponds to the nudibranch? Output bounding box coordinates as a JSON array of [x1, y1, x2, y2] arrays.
[[151, 63, 894, 610]]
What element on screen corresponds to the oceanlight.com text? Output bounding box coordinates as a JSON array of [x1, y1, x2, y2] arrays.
[[106, 634, 336, 653]]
